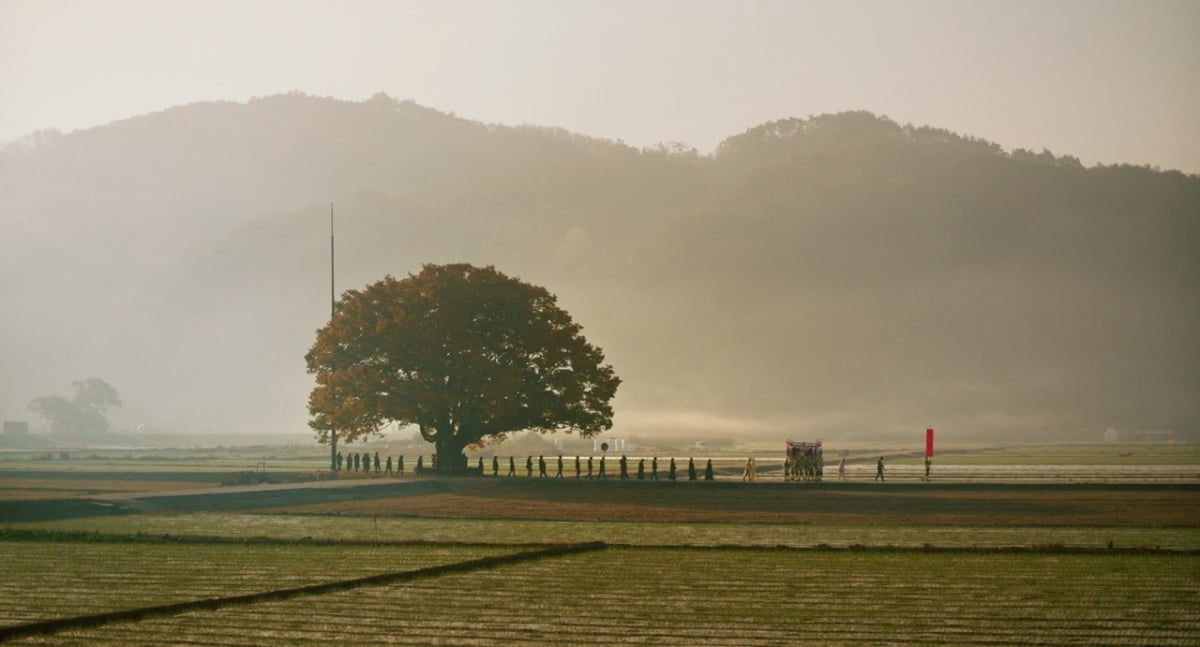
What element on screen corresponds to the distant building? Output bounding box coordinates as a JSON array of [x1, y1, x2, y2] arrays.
[[2, 421, 29, 435]]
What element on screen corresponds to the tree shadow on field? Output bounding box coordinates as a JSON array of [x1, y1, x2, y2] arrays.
[[0, 499, 134, 522]]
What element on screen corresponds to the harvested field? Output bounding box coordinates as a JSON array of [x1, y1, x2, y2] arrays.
[[1, 449, 1197, 645], [9, 513, 1200, 550], [0, 538, 511, 628], [4, 545, 1196, 646]]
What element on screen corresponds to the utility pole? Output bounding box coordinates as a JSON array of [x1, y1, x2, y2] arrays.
[[329, 202, 339, 472]]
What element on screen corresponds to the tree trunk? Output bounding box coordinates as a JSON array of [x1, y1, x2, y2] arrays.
[[329, 430, 338, 472], [434, 434, 467, 476]]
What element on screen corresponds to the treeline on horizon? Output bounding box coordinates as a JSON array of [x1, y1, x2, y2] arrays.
[[1, 93, 1196, 441]]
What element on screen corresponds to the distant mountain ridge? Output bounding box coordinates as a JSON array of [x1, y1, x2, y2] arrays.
[[2, 93, 1196, 441]]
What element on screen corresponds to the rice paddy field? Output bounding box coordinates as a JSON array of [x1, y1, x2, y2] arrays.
[[1, 442, 1197, 645], [0, 538, 1195, 646]]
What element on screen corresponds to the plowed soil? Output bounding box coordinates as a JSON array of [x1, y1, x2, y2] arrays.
[[2, 473, 1197, 526], [263, 478, 1200, 526]]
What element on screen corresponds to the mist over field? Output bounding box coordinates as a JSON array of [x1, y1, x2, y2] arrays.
[[1, 92, 1196, 444]]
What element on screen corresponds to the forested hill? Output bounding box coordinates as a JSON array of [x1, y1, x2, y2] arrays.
[[2, 93, 1196, 441]]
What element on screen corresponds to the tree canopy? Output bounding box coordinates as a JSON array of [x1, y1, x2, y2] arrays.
[[305, 263, 620, 473], [28, 378, 121, 434]]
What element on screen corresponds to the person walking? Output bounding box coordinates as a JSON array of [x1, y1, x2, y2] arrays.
[[875, 456, 885, 482], [651, 457, 659, 480], [538, 455, 547, 478], [556, 455, 564, 478], [492, 455, 499, 477], [385, 456, 393, 474], [704, 459, 714, 481], [924, 456, 931, 481], [374, 452, 381, 474], [668, 458, 677, 481], [586, 456, 594, 479], [687, 457, 697, 481], [508, 456, 516, 477], [398, 455, 405, 476], [598, 455, 608, 480], [575, 455, 581, 479], [526, 456, 534, 478], [637, 458, 645, 480], [838, 456, 846, 481], [619, 455, 629, 480]]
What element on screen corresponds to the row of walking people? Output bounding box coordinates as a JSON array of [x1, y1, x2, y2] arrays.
[[338, 451, 898, 482], [334, 451, 720, 480], [336, 451, 417, 474], [494, 454, 715, 481]]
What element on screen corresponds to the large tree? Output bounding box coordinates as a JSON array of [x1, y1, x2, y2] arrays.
[[28, 378, 121, 434], [305, 263, 620, 474]]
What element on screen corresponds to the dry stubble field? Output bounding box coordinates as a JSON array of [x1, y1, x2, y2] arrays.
[[1, 452, 1198, 645]]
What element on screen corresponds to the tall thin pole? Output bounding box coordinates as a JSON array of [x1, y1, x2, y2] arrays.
[[329, 203, 338, 472], [330, 203, 335, 318]]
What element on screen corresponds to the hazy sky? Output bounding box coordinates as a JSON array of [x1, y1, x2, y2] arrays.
[[2, 0, 1197, 173]]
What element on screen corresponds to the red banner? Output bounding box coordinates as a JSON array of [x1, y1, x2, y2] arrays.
[[926, 428, 935, 457]]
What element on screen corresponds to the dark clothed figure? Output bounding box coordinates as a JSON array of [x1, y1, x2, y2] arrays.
[[587, 456, 594, 479], [398, 455, 405, 475], [508, 456, 516, 477], [556, 455, 564, 478], [416, 455, 424, 476], [386, 456, 393, 474], [637, 459, 645, 480], [875, 457, 885, 481], [353, 453, 361, 472], [478, 457, 484, 474], [575, 456, 581, 479], [669, 458, 677, 481], [526, 456, 533, 478], [538, 455, 547, 478], [374, 452, 381, 474], [924, 457, 931, 481], [619, 455, 629, 480], [336, 452, 343, 472], [493, 456, 500, 477], [704, 459, 714, 481], [651, 457, 659, 480], [598, 456, 607, 479], [688, 457, 697, 481]]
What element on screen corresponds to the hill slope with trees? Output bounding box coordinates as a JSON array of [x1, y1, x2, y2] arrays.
[[1, 94, 1195, 441]]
